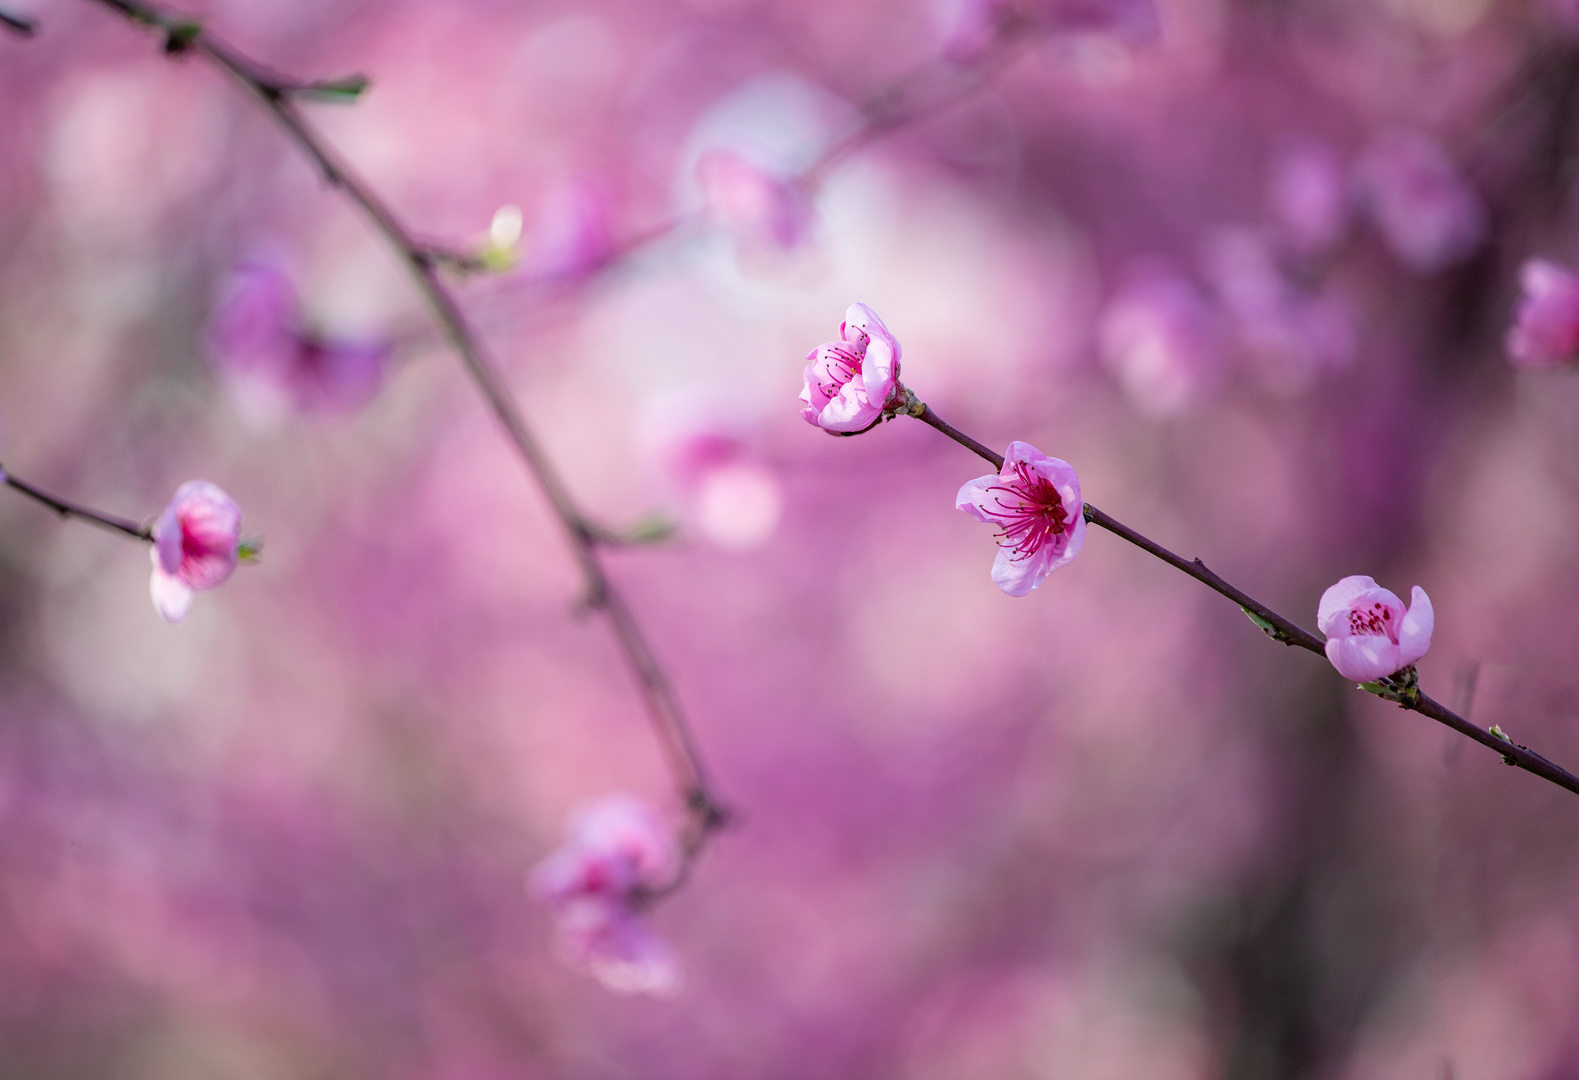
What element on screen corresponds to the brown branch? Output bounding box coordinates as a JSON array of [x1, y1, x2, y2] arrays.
[[911, 401, 1579, 799], [83, 0, 729, 843], [2, 469, 152, 541]]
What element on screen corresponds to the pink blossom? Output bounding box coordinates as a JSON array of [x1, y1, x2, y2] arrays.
[[696, 149, 811, 251], [1268, 137, 1350, 254], [956, 441, 1086, 596], [1099, 261, 1227, 416], [1317, 575, 1434, 683], [208, 257, 388, 416], [1507, 258, 1579, 370], [800, 303, 904, 433], [525, 176, 616, 281], [1354, 129, 1485, 274], [531, 795, 681, 996], [149, 481, 243, 624]]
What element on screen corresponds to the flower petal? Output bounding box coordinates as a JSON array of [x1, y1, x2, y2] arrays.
[[1317, 575, 1379, 635], [991, 544, 1051, 597], [1325, 634, 1402, 683], [150, 561, 195, 624], [1398, 585, 1434, 668]]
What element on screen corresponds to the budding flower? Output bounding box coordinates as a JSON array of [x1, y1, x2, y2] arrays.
[[1317, 575, 1434, 684], [1507, 258, 1579, 370], [956, 441, 1086, 596], [530, 795, 682, 997], [800, 303, 904, 433], [149, 481, 243, 624], [696, 149, 811, 252]]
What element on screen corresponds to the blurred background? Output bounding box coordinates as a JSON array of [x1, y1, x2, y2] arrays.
[[2, 0, 1579, 1075]]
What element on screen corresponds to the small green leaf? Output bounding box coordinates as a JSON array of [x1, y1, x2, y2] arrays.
[[296, 74, 371, 102], [163, 19, 202, 54], [237, 536, 265, 564], [1241, 607, 1280, 639]]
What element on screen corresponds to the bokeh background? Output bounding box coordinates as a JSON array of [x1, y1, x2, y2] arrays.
[[3, 0, 1579, 1076]]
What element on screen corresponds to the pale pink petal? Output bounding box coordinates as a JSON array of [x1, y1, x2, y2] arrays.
[[1508, 259, 1579, 369], [1317, 575, 1380, 634], [154, 502, 183, 575], [817, 383, 881, 432], [956, 474, 1007, 523], [1398, 586, 1434, 668], [1325, 634, 1403, 683], [991, 543, 1052, 597], [860, 335, 898, 409], [149, 560, 195, 624]]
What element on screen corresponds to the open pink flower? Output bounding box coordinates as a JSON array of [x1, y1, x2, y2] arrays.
[[531, 795, 681, 996], [956, 441, 1086, 596], [149, 480, 243, 624], [800, 303, 904, 433], [1317, 575, 1434, 683], [1507, 258, 1579, 370], [697, 149, 811, 251]]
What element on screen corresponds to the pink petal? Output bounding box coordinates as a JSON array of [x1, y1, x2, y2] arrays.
[[860, 335, 897, 410], [149, 559, 195, 624], [956, 474, 1006, 523], [1317, 575, 1380, 634], [816, 382, 880, 432], [1398, 586, 1434, 668], [1325, 634, 1403, 683], [991, 544, 1051, 597]]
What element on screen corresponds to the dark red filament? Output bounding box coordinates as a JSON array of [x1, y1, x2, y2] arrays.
[[978, 460, 1069, 560], [1347, 601, 1397, 642]]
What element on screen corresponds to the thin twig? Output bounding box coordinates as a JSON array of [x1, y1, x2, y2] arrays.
[[2, 470, 152, 541], [0, 7, 35, 35], [911, 402, 1579, 798], [83, 0, 729, 841]]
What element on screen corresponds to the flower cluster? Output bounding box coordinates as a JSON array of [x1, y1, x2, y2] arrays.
[[531, 795, 683, 997]]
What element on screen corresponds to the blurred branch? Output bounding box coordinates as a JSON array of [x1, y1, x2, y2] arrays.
[[83, 0, 731, 849], [1, 468, 152, 541], [911, 403, 1579, 799], [0, 7, 35, 35]]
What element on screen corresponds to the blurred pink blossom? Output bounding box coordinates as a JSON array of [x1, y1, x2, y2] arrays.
[[1268, 137, 1350, 254], [937, 0, 1158, 60], [524, 176, 616, 281], [644, 405, 782, 551], [1202, 228, 1355, 394], [207, 257, 389, 416], [956, 441, 1086, 596], [1507, 258, 1579, 370], [696, 149, 811, 251], [1354, 129, 1486, 274], [800, 302, 904, 433], [1099, 261, 1227, 416], [531, 795, 681, 997], [149, 480, 242, 624], [1317, 575, 1434, 683]]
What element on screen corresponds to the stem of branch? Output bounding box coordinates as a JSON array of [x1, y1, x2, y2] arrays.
[[2, 470, 152, 541], [84, 0, 729, 844], [908, 402, 1579, 799]]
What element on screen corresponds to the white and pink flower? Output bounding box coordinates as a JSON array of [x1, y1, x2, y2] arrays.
[[531, 795, 681, 997], [800, 302, 904, 433], [149, 481, 243, 624], [1317, 575, 1434, 683], [957, 441, 1086, 596], [1507, 258, 1579, 370]]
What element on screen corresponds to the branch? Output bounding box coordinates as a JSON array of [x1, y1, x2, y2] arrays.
[[1, 468, 152, 541], [911, 403, 1579, 799], [83, 0, 729, 844], [0, 7, 34, 36]]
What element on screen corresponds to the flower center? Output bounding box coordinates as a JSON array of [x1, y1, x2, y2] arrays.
[[980, 461, 1069, 558], [1347, 601, 1397, 642], [826, 343, 862, 383]]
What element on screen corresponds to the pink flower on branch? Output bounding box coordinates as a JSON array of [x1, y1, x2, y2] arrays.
[[531, 795, 682, 997], [149, 481, 243, 624], [957, 441, 1086, 596], [1507, 258, 1579, 370], [800, 302, 905, 433], [1317, 575, 1434, 683]]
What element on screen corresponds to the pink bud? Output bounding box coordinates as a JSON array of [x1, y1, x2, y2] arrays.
[[530, 795, 682, 996], [1268, 137, 1350, 254], [1507, 258, 1579, 370], [149, 481, 243, 624], [525, 176, 616, 281], [1355, 129, 1485, 274], [696, 149, 811, 251], [799, 303, 904, 433], [1317, 575, 1434, 683], [956, 442, 1086, 596]]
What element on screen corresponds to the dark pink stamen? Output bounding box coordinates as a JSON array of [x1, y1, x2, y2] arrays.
[[977, 460, 1069, 561]]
